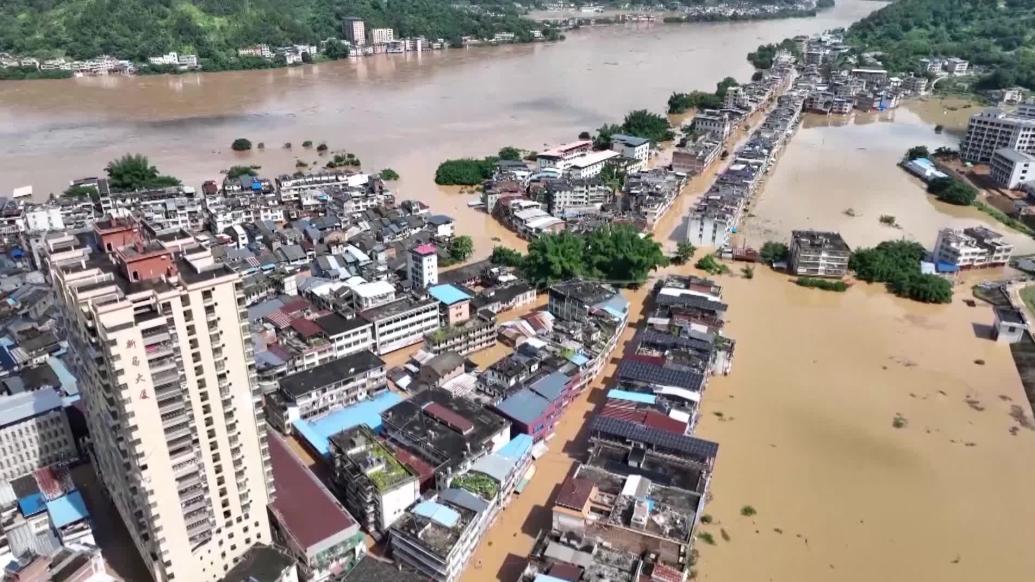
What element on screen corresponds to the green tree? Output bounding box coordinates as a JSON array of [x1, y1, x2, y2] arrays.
[[448, 235, 474, 262], [104, 154, 181, 192], [226, 165, 257, 179], [696, 254, 729, 275], [850, 240, 951, 303], [927, 177, 977, 205], [380, 168, 400, 181], [498, 146, 522, 161], [760, 241, 789, 264], [324, 39, 348, 59], [674, 241, 697, 264], [490, 246, 525, 267], [523, 231, 586, 287], [905, 145, 930, 160], [231, 138, 252, 151], [435, 158, 496, 185], [594, 123, 622, 149], [578, 131, 592, 140], [621, 109, 674, 143]]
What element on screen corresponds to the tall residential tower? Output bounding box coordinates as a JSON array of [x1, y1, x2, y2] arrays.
[[47, 219, 273, 581]]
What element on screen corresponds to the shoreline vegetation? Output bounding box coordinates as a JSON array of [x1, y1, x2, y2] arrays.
[[0, 0, 838, 80]]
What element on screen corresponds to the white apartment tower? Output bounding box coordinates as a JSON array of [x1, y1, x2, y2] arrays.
[[343, 17, 366, 47], [408, 243, 438, 289], [47, 218, 273, 582], [960, 107, 1035, 163]]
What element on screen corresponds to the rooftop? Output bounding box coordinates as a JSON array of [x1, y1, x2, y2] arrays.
[[611, 133, 651, 147], [267, 431, 359, 550], [791, 230, 851, 253], [392, 494, 478, 559], [277, 350, 385, 398], [428, 284, 473, 306], [590, 415, 718, 464], [331, 425, 416, 492], [360, 295, 437, 322], [293, 391, 403, 457], [314, 312, 371, 336], [0, 387, 63, 429], [218, 544, 295, 582]]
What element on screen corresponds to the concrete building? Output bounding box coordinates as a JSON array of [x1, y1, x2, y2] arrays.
[[48, 218, 273, 582], [960, 108, 1035, 163], [389, 490, 489, 582], [990, 147, 1035, 189], [267, 431, 365, 581], [369, 28, 394, 44], [932, 226, 1014, 268], [543, 179, 612, 217], [328, 426, 420, 539], [342, 18, 366, 47], [548, 281, 623, 322], [219, 544, 298, 582], [537, 141, 594, 172], [565, 150, 620, 180], [361, 296, 441, 355], [610, 134, 651, 165], [944, 57, 969, 76], [0, 388, 76, 483], [789, 230, 851, 278], [408, 243, 438, 289], [691, 109, 733, 139], [267, 350, 387, 432]]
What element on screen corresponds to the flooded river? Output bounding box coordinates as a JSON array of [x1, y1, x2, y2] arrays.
[[0, 0, 884, 258]]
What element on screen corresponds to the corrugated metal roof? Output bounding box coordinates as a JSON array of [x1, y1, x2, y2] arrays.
[[412, 500, 460, 528], [591, 415, 718, 462], [494, 389, 550, 425]]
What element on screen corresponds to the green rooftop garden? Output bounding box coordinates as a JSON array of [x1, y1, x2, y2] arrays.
[[452, 472, 499, 500], [366, 445, 411, 492]]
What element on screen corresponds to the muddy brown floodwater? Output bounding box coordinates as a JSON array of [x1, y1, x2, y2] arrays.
[[0, 0, 885, 260], [463, 98, 1035, 582]]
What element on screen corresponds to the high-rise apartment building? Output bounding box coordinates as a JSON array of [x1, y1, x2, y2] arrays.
[[343, 17, 366, 47], [960, 107, 1035, 163], [408, 243, 438, 289], [47, 218, 273, 581]]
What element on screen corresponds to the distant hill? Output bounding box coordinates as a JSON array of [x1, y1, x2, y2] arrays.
[[846, 0, 1035, 90], [0, 0, 548, 67]]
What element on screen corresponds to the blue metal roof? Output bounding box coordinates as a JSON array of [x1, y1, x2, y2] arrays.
[[294, 392, 403, 457], [607, 389, 657, 405], [428, 284, 472, 306], [567, 352, 590, 367], [18, 492, 46, 517], [494, 389, 550, 425], [497, 434, 534, 460], [413, 500, 460, 528], [529, 371, 568, 402], [46, 491, 89, 528]]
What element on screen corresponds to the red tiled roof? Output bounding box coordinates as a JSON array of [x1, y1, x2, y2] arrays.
[[265, 309, 293, 329], [423, 402, 474, 434], [267, 431, 358, 550], [554, 474, 594, 510], [413, 243, 437, 256], [290, 317, 323, 339], [385, 442, 436, 487], [599, 403, 646, 424], [280, 296, 310, 315], [643, 411, 687, 435], [650, 562, 684, 582]]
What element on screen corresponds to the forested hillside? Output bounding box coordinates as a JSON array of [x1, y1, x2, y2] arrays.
[[847, 0, 1035, 89], [0, 0, 546, 66]]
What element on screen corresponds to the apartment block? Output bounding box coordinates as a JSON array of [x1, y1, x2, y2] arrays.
[[789, 230, 851, 278], [932, 226, 1014, 268], [48, 218, 273, 581], [0, 388, 76, 482], [266, 349, 387, 432], [361, 296, 441, 355], [328, 426, 420, 539], [960, 108, 1035, 164], [989, 147, 1035, 189], [408, 244, 438, 289]]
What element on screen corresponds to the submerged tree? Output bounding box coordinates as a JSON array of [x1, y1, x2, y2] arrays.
[[105, 154, 181, 192]]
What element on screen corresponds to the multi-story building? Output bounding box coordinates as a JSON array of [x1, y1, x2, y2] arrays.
[[691, 109, 733, 139], [610, 134, 650, 165], [788, 230, 851, 278], [361, 296, 440, 355], [536, 141, 594, 172], [960, 108, 1035, 163], [369, 28, 394, 44], [328, 426, 420, 539], [48, 218, 273, 582], [989, 147, 1035, 189], [389, 490, 488, 582], [543, 179, 611, 217], [944, 57, 969, 76], [565, 150, 620, 181], [408, 243, 438, 289], [266, 349, 387, 432], [0, 388, 76, 482], [548, 281, 623, 322], [342, 17, 366, 47], [932, 226, 1014, 268], [267, 431, 365, 581]]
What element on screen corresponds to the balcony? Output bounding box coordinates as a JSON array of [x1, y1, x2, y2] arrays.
[[164, 423, 193, 443]]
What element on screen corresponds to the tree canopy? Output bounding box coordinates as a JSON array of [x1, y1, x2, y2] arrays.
[[846, 0, 1035, 90], [0, 0, 555, 67], [105, 154, 181, 192], [434, 157, 497, 185], [849, 240, 952, 303], [448, 235, 474, 262], [927, 177, 977, 205], [522, 225, 667, 287], [619, 110, 675, 143]]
